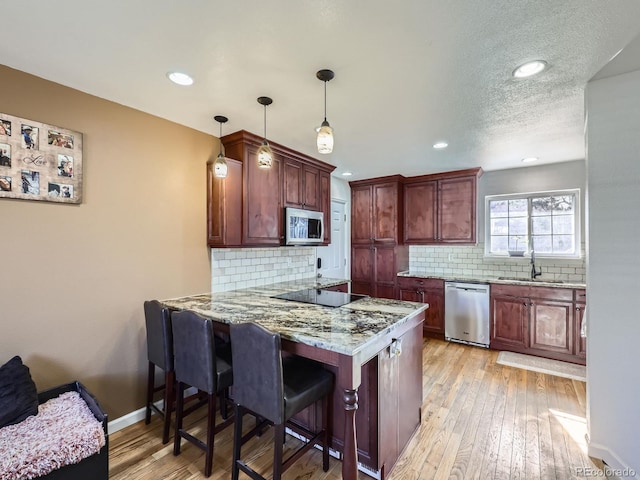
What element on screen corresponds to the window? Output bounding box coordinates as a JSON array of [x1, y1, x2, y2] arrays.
[[485, 189, 580, 258]]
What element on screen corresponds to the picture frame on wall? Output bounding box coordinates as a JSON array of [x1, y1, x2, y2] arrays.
[[0, 112, 83, 204]]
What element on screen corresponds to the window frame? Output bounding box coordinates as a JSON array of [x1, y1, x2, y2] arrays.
[[484, 189, 581, 259]]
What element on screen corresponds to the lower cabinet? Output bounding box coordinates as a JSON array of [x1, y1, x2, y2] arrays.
[[397, 276, 445, 337], [352, 245, 408, 299], [490, 284, 585, 365], [289, 323, 423, 478]]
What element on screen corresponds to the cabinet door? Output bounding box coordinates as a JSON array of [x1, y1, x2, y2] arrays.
[[374, 246, 397, 299], [207, 158, 242, 247], [404, 181, 437, 243], [529, 299, 573, 355], [438, 176, 476, 243], [303, 164, 320, 210], [399, 289, 422, 302], [423, 288, 445, 335], [372, 182, 400, 243], [352, 185, 373, 244], [491, 294, 529, 349], [283, 159, 303, 208], [351, 245, 373, 295], [243, 145, 282, 245]]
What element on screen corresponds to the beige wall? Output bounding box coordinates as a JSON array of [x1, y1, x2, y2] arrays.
[[0, 65, 215, 418]]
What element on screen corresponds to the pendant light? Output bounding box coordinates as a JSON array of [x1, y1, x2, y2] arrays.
[[213, 115, 228, 178], [256, 96, 273, 169], [316, 69, 335, 154]]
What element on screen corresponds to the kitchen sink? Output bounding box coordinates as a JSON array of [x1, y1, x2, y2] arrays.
[[497, 276, 564, 284]]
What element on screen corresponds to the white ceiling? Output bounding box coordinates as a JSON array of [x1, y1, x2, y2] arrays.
[[2, 1, 640, 180]]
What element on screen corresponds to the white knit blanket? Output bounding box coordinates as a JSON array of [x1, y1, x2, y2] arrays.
[[0, 391, 106, 480]]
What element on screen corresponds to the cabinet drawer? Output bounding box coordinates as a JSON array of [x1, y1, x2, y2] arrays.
[[529, 285, 573, 302], [575, 289, 586, 303], [397, 276, 443, 291], [490, 283, 530, 298]]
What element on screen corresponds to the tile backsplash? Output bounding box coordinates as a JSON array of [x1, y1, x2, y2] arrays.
[[409, 244, 586, 283], [211, 247, 316, 292]]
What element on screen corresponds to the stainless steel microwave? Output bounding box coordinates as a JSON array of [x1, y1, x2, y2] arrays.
[[285, 207, 324, 245]]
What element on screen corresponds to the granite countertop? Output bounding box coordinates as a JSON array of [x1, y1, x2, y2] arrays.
[[162, 278, 428, 357], [397, 270, 586, 289]]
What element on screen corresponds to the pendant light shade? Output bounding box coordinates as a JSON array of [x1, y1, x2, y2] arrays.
[[257, 96, 273, 169], [316, 69, 334, 154], [213, 115, 228, 178]]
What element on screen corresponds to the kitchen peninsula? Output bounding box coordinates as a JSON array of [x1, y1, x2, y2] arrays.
[[163, 278, 428, 480]]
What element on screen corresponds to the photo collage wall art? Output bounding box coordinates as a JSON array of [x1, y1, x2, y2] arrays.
[[0, 112, 83, 204]]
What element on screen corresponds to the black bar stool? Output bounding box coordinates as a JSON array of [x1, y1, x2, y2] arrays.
[[143, 300, 175, 444], [230, 322, 334, 480], [171, 310, 234, 478]]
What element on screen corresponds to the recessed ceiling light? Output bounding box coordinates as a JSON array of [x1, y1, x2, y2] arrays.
[[341, 171, 353, 177], [433, 142, 448, 149], [512, 60, 548, 78], [522, 157, 538, 163], [167, 71, 194, 86]]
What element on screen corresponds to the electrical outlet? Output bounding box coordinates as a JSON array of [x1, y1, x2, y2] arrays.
[[309, 257, 315, 266], [448, 253, 454, 261]]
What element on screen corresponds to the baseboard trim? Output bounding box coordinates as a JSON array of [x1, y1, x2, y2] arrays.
[[588, 441, 639, 479], [107, 387, 198, 434]]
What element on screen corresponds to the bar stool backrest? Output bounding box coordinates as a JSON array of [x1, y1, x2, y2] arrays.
[[172, 310, 217, 395], [144, 300, 173, 372], [230, 322, 285, 424]]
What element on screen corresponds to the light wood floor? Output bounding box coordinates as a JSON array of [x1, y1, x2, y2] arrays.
[[109, 339, 605, 479]]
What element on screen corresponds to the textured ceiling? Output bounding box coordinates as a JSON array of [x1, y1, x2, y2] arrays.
[[2, 1, 640, 180]]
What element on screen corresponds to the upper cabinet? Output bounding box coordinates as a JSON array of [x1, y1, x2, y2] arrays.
[[208, 130, 335, 248], [351, 176, 404, 245], [403, 168, 482, 245]]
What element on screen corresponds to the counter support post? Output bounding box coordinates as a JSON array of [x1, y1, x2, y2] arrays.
[[342, 388, 358, 480]]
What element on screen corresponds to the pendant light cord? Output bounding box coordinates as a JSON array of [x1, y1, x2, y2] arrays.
[[324, 81, 328, 122], [263, 104, 267, 140]]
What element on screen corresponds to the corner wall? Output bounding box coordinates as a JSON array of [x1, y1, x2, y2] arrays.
[[0, 65, 215, 418], [586, 68, 640, 476]]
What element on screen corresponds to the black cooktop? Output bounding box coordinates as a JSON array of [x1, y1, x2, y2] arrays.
[[272, 289, 368, 308]]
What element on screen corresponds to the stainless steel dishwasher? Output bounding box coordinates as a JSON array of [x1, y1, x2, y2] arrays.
[[445, 282, 490, 348]]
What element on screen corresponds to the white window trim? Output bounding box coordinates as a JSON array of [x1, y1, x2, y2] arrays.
[[484, 189, 581, 259]]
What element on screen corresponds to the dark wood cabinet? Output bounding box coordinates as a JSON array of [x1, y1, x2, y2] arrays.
[[350, 176, 408, 299], [403, 168, 481, 245], [283, 159, 320, 211], [352, 244, 407, 299], [397, 276, 445, 336], [490, 283, 585, 365], [351, 176, 404, 245], [207, 157, 242, 247], [292, 322, 422, 476], [209, 130, 335, 247]]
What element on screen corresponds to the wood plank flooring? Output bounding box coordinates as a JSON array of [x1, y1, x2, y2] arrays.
[[109, 339, 605, 479]]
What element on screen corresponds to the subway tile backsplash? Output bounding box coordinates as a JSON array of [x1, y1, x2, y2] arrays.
[[211, 247, 316, 292], [409, 244, 586, 283]]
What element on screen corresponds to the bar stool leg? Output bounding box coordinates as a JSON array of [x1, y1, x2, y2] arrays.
[[145, 362, 155, 424], [273, 423, 285, 480], [322, 396, 330, 471], [161, 370, 175, 444], [231, 405, 244, 480], [204, 393, 217, 477], [173, 382, 185, 456]]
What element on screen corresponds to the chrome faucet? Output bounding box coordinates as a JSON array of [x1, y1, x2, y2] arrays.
[[530, 249, 542, 280]]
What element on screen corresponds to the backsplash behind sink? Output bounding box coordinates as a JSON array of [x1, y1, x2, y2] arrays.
[[409, 244, 586, 284]]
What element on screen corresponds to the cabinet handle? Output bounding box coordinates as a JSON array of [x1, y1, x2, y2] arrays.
[[576, 306, 581, 311]]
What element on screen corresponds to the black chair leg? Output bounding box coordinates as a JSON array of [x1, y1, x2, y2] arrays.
[[162, 370, 175, 444], [220, 387, 230, 420], [145, 362, 155, 424], [173, 382, 185, 456], [232, 405, 244, 480], [204, 393, 217, 477], [273, 423, 285, 480]]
